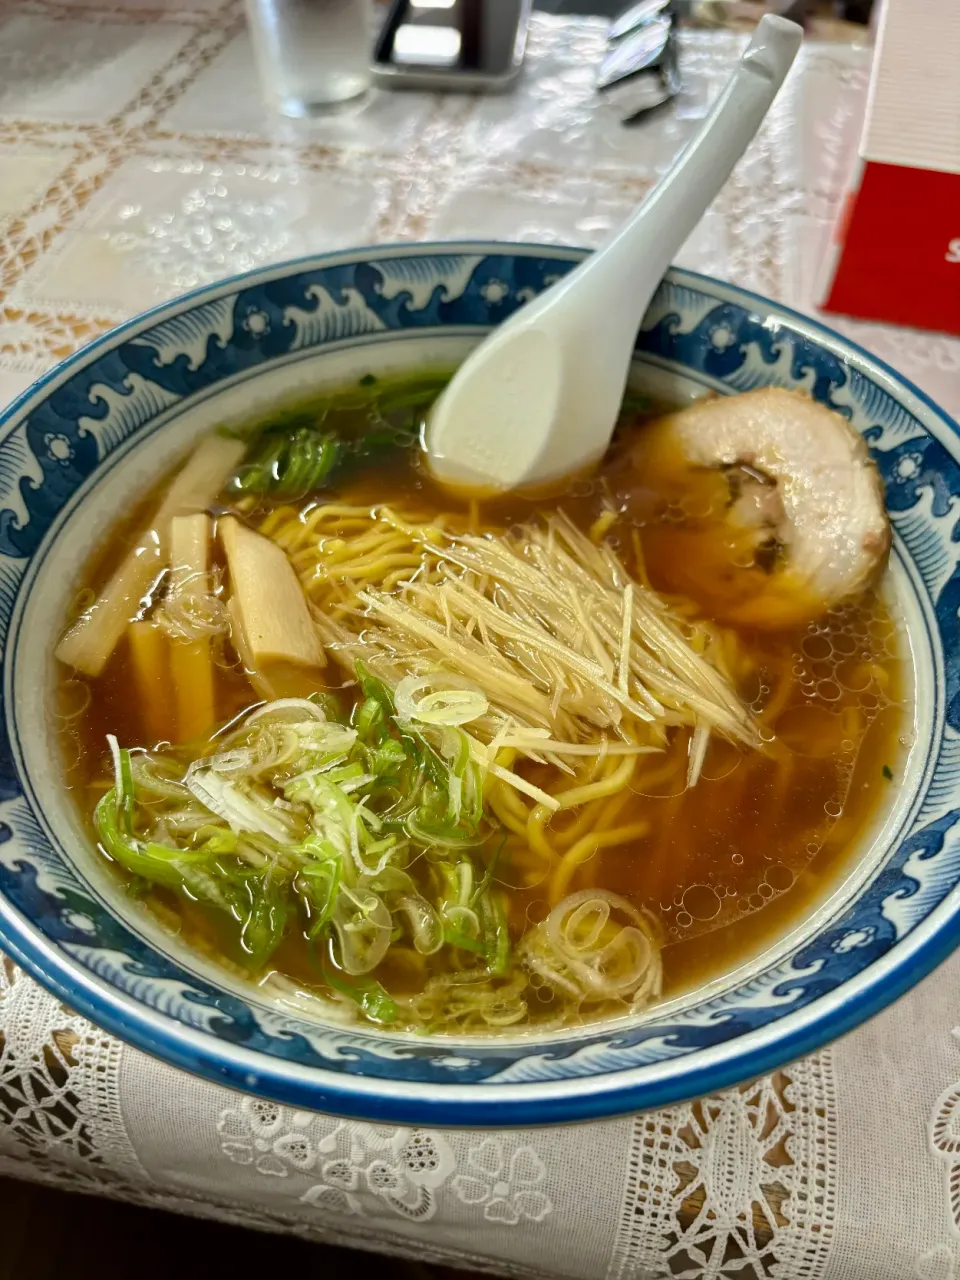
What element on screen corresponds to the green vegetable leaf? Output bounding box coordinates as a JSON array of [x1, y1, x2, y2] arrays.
[[355, 661, 397, 717], [320, 948, 399, 1025], [96, 790, 208, 889], [472, 833, 506, 906], [353, 695, 385, 743], [480, 891, 510, 977], [231, 428, 340, 500], [442, 927, 485, 955], [239, 872, 291, 966], [297, 848, 343, 936], [196, 826, 238, 855]]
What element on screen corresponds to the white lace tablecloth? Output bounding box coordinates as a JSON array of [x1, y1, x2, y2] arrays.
[[2, 6, 960, 1277]]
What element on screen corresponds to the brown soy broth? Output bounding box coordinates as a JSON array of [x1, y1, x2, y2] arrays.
[[59, 385, 910, 1021], [662, 698, 904, 993]]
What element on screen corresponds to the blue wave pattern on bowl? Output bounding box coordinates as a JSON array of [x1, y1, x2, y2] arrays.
[[0, 244, 958, 1123]]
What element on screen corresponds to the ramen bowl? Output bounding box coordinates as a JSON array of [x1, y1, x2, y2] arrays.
[[0, 242, 956, 1125]]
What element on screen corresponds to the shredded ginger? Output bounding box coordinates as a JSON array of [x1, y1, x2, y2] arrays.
[[304, 508, 758, 766]]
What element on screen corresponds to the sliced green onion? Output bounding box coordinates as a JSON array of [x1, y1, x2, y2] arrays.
[[355, 661, 396, 717], [481, 892, 510, 977], [97, 641, 509, 1027], [395, 676, 487, 727], [298, 861, 341, 936], [443, 928, 485, 955], [239, 872, 291, 965], [414, 689, 488, 726], [472, 833, 506, 905], [321, 958, 399, 1026], [404, 814, 486, 848]]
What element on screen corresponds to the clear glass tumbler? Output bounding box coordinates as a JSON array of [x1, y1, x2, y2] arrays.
[[245, 0, 372, 117]]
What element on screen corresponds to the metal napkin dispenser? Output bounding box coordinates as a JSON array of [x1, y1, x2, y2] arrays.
[[598, 0, 681, 121]]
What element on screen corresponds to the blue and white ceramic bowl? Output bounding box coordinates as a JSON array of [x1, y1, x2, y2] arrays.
[[0, 242, 956, 1126]]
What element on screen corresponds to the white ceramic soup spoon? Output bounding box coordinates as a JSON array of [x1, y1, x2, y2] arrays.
[[425, 13, 803, 494]]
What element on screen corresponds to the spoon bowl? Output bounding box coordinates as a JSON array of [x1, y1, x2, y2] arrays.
[[426, 13, 803, 493]]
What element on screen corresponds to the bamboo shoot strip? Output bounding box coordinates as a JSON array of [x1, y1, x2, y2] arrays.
[[56, 436, 245, 677], [219, 516, 326, 669], [127, 621, 173, 743], [168, 513, 215, 743]]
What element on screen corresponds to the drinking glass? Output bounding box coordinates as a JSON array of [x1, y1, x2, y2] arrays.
[[245, 0, 372, 116]]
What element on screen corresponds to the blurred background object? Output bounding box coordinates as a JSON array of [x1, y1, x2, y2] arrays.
[[538, 0, 875, 29], [679, 1, 874, 42], [372, 0, 532, 92], [595, 0, 874, 125], [597, 1, 681, 120], [246, 1, 876, 120], [820, 0, 960, 335], [246, 0, 372, 115], [673, 1, 807, 27]]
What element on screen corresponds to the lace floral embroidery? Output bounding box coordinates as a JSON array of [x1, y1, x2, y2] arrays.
[[929, 1083, 960, 1224], [217, 1097, 457, 1221], [917, 1246, 958, 1280], [215, 1097, 562, 1233], [925, 1067, 960, 1280], [0, 957, 142, 1182], [452, 1138, 554, 1225], [608, 1059, 837, 1280]]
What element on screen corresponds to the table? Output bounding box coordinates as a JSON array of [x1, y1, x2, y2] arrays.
[[1, 7, 960, 1278]]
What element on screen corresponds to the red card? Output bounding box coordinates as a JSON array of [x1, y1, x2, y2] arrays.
[[818, 0, 960, 336]]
